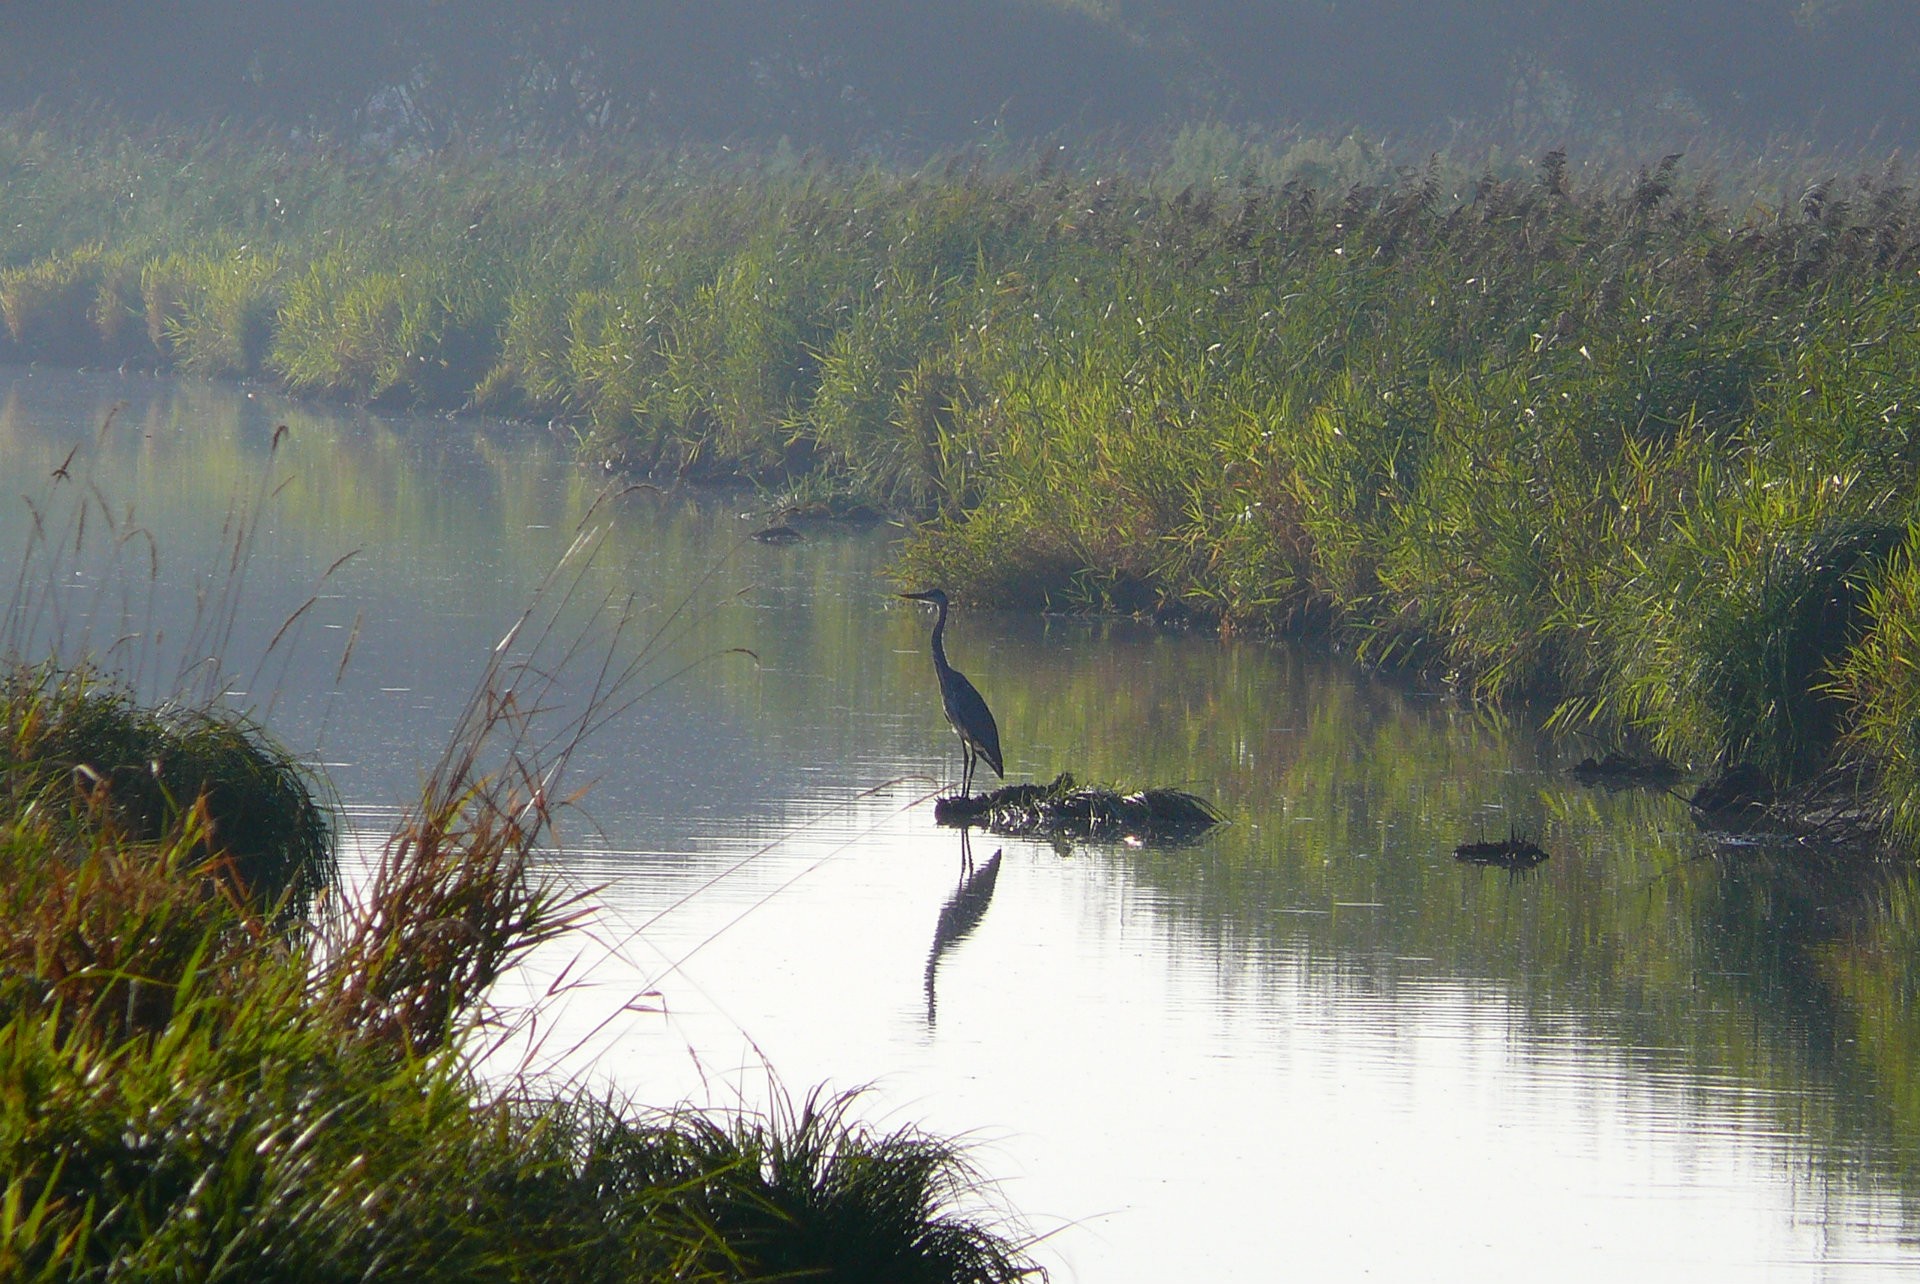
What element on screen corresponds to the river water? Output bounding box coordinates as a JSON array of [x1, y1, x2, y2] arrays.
[[5, 366, 1920, 1281]]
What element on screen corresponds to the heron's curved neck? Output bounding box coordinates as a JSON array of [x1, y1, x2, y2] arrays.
[[928, 600, 951, 669]]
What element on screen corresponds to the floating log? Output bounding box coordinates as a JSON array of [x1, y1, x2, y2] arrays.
[[934, 772, 1223, 842], [1454, 833, 1550, 869]]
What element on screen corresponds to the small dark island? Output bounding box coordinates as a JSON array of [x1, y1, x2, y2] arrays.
[[1454, 834, 1551, 869], [935, 772, 1223, 843]]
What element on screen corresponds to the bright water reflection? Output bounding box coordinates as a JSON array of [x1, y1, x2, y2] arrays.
[[6, 366, 1920, 1281]]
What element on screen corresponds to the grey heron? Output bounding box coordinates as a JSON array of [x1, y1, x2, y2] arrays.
[[901, 588, 1004, 797]]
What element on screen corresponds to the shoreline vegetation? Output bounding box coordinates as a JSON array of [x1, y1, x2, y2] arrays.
[[0, 473, 1042, 1279], [6, 117, 1920, 845]]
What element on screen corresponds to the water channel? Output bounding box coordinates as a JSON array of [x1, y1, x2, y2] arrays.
[[5, 366, 1920, 1281]]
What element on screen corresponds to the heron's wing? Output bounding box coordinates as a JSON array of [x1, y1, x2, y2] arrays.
[[941, 667, 1004, 777]]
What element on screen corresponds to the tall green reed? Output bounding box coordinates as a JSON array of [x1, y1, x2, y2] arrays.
[[13, 113, 1920, 823]]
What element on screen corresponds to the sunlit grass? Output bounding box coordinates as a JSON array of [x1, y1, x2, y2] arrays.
[[141, 242, 284, 376]]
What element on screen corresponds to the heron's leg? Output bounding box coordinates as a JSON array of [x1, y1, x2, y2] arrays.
[[960, 745, 974, 798]]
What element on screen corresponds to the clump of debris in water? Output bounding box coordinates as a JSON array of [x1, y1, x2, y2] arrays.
[[935, 772, 1223, 843]]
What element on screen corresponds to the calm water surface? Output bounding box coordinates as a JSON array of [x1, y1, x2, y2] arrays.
[[6, 366, 1920, 1281]]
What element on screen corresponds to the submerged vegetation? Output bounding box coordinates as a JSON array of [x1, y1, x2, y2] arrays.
[[7, 117, 1920, 842]]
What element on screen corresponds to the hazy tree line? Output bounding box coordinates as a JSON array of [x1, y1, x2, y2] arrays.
[[1, 1, 1915, 149]]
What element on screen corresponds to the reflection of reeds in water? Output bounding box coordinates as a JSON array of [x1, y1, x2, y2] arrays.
[[2, 409, 363, 717], [3, 413, 343, 917], [926, 844, 1003, 1026]]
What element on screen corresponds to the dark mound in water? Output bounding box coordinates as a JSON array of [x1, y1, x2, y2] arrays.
[[1685, 763, 1882, 847], [1569, 751, 1682, 791], [1454, 834, 1550, 869], [1690, 762, 1773, 815], [934, 772, 1222, 842]]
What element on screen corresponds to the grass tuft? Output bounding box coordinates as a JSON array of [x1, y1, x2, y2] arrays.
[[629, 1086, 1041, 1284], [1, 661, 332, 920]]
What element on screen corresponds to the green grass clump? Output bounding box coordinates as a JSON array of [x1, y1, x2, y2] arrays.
[[141, 244, 284, 376], [0, 794, 603, 1282], [1838, 531, 1920, 844], [626, 1088, 1035, 1284], [271, 246, 504, 406], [1, 661, 332, 920], [0, 242, 147, 363], [1603, 496, 1905, 788]]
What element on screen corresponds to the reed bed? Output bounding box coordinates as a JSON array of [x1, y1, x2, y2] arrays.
[[8, 116, 1920, 837]]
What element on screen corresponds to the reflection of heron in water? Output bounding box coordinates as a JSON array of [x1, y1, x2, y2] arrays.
[[924, 831, 1002, 1026], [901, 588, 1004, 798]]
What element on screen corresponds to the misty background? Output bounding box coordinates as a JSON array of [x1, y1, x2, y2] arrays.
[[3, 2, 1917, 154]]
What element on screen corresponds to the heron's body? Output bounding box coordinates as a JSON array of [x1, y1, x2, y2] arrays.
[[902, 589, 1003, 796]]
